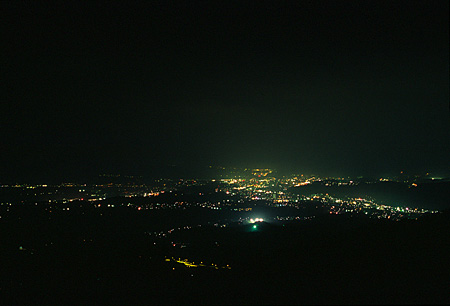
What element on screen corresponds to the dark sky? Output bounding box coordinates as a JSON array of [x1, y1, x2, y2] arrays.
[[1, 0, 449, 181]]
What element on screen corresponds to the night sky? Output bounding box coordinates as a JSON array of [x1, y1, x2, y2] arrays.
[[1, 1, 449, 182]]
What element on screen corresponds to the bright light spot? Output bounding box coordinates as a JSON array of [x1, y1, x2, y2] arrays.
[[250, 218, 263, 223]]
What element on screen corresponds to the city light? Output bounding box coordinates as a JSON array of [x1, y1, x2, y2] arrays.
[[249, 218, 264, 223]]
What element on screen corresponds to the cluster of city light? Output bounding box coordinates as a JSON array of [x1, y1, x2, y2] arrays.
[[249, 218, 264, 223], [276, 215, 315, 221], [294, 181, 311, 187], [1, 170, 443, 223], [309, 194, 439, 220]]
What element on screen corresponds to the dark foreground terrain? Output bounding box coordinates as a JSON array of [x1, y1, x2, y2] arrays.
[[1, 204, 449, 305]]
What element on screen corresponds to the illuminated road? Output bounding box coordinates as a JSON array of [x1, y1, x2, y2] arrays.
[[165, 257, 231, 269]]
